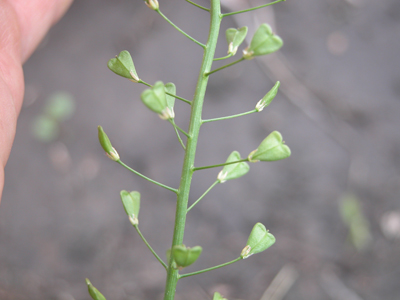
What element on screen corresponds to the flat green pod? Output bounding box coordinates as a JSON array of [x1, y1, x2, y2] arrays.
[[248, 131, 291, 162], [107, 50, 139, 81], [164, 82, 176, 118], [97, 126, 119, 161], [213, 292, 228, 300], [141, 81, 169, 118], [243, 24, 283, 59], [171, 245, 202, 268], [256, 81, 280, 112], [225, 26, 248, 55], [86, 278, 107, 300], [241, 223, 275, 259], [217, 151, 249, 183], [120, 190, 141, 225]]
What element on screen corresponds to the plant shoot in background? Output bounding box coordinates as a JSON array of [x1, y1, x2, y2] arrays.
[[90, 0, 290, 299]]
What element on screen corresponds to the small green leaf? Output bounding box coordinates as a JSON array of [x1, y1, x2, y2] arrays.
[[171, 245, 202, 269], [256, 81, 280, 112], [107, 50, 139, 81], [339, 193, 371, 251], [217, 151, 250, 183], [243, 24, 283, 59], [32, 115, 59, 142], [120, 190, 141, 225], [164, 82, 176, 118], [45, 92, 75, 121], [248, 131, 290, 162], [226, 26, 248, 55], [241, 223, 275, 259], [141, 81, 173, 119], [86, 278, 107, 300], [97, 126, 120, 161], [213, 292, 228, 300]]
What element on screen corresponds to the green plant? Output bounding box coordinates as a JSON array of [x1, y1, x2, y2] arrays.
[[90, 0, 289, 299]]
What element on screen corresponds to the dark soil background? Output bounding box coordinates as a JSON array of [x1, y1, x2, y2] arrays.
[[1, 0, 400, 299]]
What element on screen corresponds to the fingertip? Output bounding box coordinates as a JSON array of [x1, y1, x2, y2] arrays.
[[8, 0, 74, 62]]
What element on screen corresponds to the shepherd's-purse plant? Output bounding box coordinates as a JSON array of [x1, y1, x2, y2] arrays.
[[90, 0, 290, 299]]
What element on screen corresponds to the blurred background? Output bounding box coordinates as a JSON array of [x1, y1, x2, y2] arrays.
[[1, 0, 400, 299]]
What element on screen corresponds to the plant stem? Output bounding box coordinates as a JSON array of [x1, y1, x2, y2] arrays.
[[179, 257, 242, 278], [205, 57, 245, 76], [202, 109, 257, 123], [213, 53, 233, 61], [222, 0, 285, 17], [169, 119, 186, 150], [187, 180, 219, 212], [156, 9, 206, 48], [193, 159, 249, 171], [134, 225, 168, 270], [118, 160, 178, 193], [172, 122, 191, 138], [163, 1, 221, 299], [186, 0, 209, 12], [140, 80, 191, 105]]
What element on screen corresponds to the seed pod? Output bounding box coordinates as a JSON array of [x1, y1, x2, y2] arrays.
[[213, 292, 228, 300], [255, 81, 280, 112], [248, 131, 290, 162], [141, 81, 173, 119], [144, 0, 159, 10], [86, 278, 107, 300], [225, 27, 248, 55], [241, 223, 275, 259], [120, 190, 141, 225], [243, 24, 283, 59], [171, 245, 202, 269], [217, 151, 249, 183], [164, 82, 176, 119], [107, 50, 139, 82], [98, 126, 120, 161]]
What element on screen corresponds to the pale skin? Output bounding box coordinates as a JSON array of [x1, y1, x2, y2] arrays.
[[0, 0, 73, 201]]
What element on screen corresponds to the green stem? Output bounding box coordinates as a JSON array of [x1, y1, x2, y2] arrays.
[[118, 160, 178, 193], [213, 53, 233, 61], [222, 0, 285, 17], [173, 123, 191, 138], [134, 225, 168, 270], [140, 80, 191, 105], [179, 257, 242, 278], [187, 180, 219, 212], [193, 159, 249, 171], [163, 2, 221, 299], [202, 109, 257, 123], [186, 0, 209, 11], [156, 9, 206, 48], [140, 80, 152, 88], [205, 57, 245, 76], [168, 93, 191, 105], [169, 119, 186, 150]]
